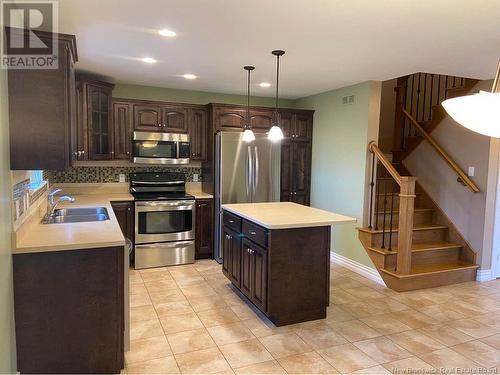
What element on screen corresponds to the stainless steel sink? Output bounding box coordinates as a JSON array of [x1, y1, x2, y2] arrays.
[[42, 207, 110, 224]]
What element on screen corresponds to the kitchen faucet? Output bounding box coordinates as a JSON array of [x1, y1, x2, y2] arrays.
[[46, 188, 75, 218]]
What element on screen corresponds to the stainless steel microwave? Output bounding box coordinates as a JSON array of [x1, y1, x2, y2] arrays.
[[132, 132, 190, 165]]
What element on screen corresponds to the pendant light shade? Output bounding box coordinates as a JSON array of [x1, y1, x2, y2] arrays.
[[268, 50, 285, 142], [243, 65, 256, 143], [442, 60, 500, 138]]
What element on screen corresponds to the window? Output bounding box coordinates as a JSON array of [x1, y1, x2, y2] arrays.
[[29, 170, 44, 190]]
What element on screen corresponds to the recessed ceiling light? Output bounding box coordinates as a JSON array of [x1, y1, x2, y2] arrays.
[[158, 29, 176, 37], [141, 57, 157, 64], [183, 74, 197, 80], [259, 82, 271, 88]]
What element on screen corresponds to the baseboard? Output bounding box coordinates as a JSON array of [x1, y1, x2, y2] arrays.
[[330, 252, 386, 286], [476, 269, 495, 282]]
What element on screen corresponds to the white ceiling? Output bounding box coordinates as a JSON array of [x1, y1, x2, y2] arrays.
[[58, 0, 500, 99]]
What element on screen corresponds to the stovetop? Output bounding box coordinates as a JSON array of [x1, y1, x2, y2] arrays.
[[132, 192, 195, 201], [129, 172, 193, 201]]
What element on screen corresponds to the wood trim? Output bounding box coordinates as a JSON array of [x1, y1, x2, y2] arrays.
[[396, 176, 417, 274], [401, 108, 480, 193], [368, 141, 402, 185]]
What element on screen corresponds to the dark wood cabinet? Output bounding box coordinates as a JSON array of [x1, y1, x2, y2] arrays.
[[133, 103, 189, 133], [161, 106, 188, 132], [250, 109, 274, 131], [250, 241, 267, 312], [195, 198, 213, 259], [189, 108, 208, 161], [133, 104, 162, 131], [13, 246, 124, 373], [8, 30, 78, 170], [222, 226, 241, 287], [213, 105, 247, 131], [111, 201, 134, 243], [294, 113, 313, 140], [112, 101, 132, 160]]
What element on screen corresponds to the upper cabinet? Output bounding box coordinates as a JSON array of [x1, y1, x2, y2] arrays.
[[212, 105, 247, 131], [188, 108, 208, 161], [133, 104, 162, 131], [133, 104, 188, 133], [75, 78, 115, 161], [8, 30, 78, 171], [112, 101, 133, 160], [161, 106, 188, 132]]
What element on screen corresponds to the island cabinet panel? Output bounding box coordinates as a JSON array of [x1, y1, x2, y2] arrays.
[[195, 198, 213, 259], [13, 246, 124, 374], [222, 210, 329, 326]]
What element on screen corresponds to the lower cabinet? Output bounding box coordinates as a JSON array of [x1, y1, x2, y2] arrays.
[[195, 199, 213, 259], [222, 226, 241, 286], [111, 201, 134, 242]]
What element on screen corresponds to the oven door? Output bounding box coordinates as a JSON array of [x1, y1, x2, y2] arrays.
[[135, 200, 195, 244]]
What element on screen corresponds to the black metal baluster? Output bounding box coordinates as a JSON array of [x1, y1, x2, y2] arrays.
[[381, 169, 389, 249], [388, 180, 396, 251], [445, 75, 449, 99], [409, 74, 415, 137], [437, 75, 441, 106], [415, 73, 421, 135], [374, 161, 380, 230], [422, 73, 428, 122], [429, 74, 434, 117], [368, 152, 375, 229]]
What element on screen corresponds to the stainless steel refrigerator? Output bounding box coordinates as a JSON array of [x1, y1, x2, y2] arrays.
[[214, 132, 281, 261]]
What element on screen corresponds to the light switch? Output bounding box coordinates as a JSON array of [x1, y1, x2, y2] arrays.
[[468, 166, 475, 177], [193, 173, 199, 182]]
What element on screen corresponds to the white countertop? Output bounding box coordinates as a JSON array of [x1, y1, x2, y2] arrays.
[[14, 193, 134, 254], [222, 202, 356, 229]]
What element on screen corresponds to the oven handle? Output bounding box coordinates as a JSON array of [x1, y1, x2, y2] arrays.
[[132, 181, 184, 185], [135, 200, 195, 207], [135, 240, 194, 249]]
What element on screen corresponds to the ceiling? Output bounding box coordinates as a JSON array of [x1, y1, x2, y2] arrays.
[[58, 0, 500, 99]]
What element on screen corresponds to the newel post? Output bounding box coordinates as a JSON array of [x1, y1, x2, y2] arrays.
[[397, 176, 417, 274]]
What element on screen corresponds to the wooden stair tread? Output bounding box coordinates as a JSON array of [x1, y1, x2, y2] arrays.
[[367, 241, 462, 255], [357, 223, 448, 235], [381, 261, 479, 278], [375, 208, 433, 215]]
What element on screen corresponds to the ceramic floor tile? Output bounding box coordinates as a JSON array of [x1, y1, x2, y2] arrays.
[[174, 347, 232, 374], [418, 324, 474, 346], [187, 295, 228, 312], [452, 340, 500, 368], [350, 365, 392, 374], [174, 276, 207, 288], [130, 305, 158, 323], [181, 285, 218, 298], [382, 357, 435, 374], [230, 304, 264, 320], [198, 308, 241, 328], [341, 301, 386, 319], [387, 330, 445, 355], [353, 337, 412, 364], [367, 298, 409, 313], [389, 310, 438, 329], [207, 322, 255, 346], [233, 360, 286, 374], [295, 324, 347, 349], [169, 268, 201, 280], [219, 338, 274, 368], [130, 318, 164, 341], [154, 301, 194, 317], [160, 312, 204, 334], [447, 300, 489, 317], [325, 305, 355, 323], [130, 283, 148, 295], [277, 351, 338, 374], [318, 343, 378, 373], [149, 289, 187, 305], [259, 332, 313, 359], [418, 304, 467, 322], [360, 315, 412, 335], [144, 279, 179, 293], [242, 317, 294, 338], [328, 320, 382, 342], [166, 328, 216, 354], [419, 348, 481, 368], [481, 333, 500, 350], [130, 293, 152, 308], [126, 336, 172, 365], [331, 276, 365, 289], [126, 355, 180, 374], [140, 271, 173, 282], [330, 290, 362, 305], [343, 286, 386, 299], [447, 318, 499, 339]]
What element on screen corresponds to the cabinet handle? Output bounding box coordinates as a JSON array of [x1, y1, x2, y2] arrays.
[[126, 151, 130, 155], [228, 220, 234, 224], [247, 248, 251, 254], [74, 151, 78, 157], [250, 231, 256, 235], [81, 150, 85, 155], [127, 207, 131, 211]]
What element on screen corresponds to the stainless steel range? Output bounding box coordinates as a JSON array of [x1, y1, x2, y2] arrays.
[[130, 172, 195, 269]]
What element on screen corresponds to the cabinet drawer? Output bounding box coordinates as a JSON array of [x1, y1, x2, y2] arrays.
[[242, 220, 268, 248], [223, 211, 241, 232]]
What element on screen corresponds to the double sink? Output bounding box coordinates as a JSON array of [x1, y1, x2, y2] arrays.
[[43, 207, 110, 224]]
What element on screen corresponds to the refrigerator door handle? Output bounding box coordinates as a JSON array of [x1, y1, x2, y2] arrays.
[[254, 146, 259, 201], [246, 145, 253, 201]]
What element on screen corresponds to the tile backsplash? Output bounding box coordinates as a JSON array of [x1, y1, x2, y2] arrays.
[[45, 166, 202, 184]]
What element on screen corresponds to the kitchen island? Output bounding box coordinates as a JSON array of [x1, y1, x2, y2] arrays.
[[221, 202, 355, 326]]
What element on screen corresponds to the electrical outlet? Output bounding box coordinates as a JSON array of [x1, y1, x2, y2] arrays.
[[193, 173, 199, 182], [468, 166, 475, 177], [342, 95, 355, 105]]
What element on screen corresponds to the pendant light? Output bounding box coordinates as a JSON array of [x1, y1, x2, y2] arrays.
[[242, 65, 256, 143], [268, 50, 285, 142], [442, 60, 500, 138]]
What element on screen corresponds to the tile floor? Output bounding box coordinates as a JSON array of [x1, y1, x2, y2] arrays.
[[126, 260, 500, 374]]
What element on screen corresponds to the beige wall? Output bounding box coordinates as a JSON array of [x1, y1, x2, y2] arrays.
[[405, 80, 493, 268], [378, 79, 397, 152], [0, 32, 17, 374]]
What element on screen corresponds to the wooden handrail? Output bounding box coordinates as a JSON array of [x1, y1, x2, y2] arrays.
[[401, 108, 480, 193], [368, 141, 402, 186]]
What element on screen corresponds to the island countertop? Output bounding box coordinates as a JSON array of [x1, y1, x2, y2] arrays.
[[222, 202, 356, 229]]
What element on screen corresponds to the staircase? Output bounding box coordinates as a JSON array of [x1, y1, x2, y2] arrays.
[[357, 73, 480, 292]]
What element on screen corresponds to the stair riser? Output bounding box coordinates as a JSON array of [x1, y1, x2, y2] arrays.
[[374, 210, 434, 227], [369, 228, 448, 248], [384, 247, 461, 269]]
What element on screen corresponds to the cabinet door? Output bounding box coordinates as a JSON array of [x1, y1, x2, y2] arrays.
[[240, 239, 253, 298], [250, 109, 274, 132], [87, 84, 113, 160], [222, 226, 232, 278], [279, 111, 294, 140], [134, 104, 161, 131], [251, 242, 267, 312], [293, 113, 313, 140], [214, 107, 247, 131], [292, 141, 311, 205], [111, 202, 134, 242], [188, 108, 208, 161], [68, 52, 77, 164], [195, 199, 212, 259], [161, 106, 188, 132], [229, 230, 241, 287], [113, 102, 132, 160], [75, 82, 87, 161], [280, 141, 293, 202]]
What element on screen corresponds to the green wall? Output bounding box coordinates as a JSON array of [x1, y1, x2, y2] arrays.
[[113, 83, 296, 108], [0, 28, 17, 373], [295, 82, 379, 268]]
